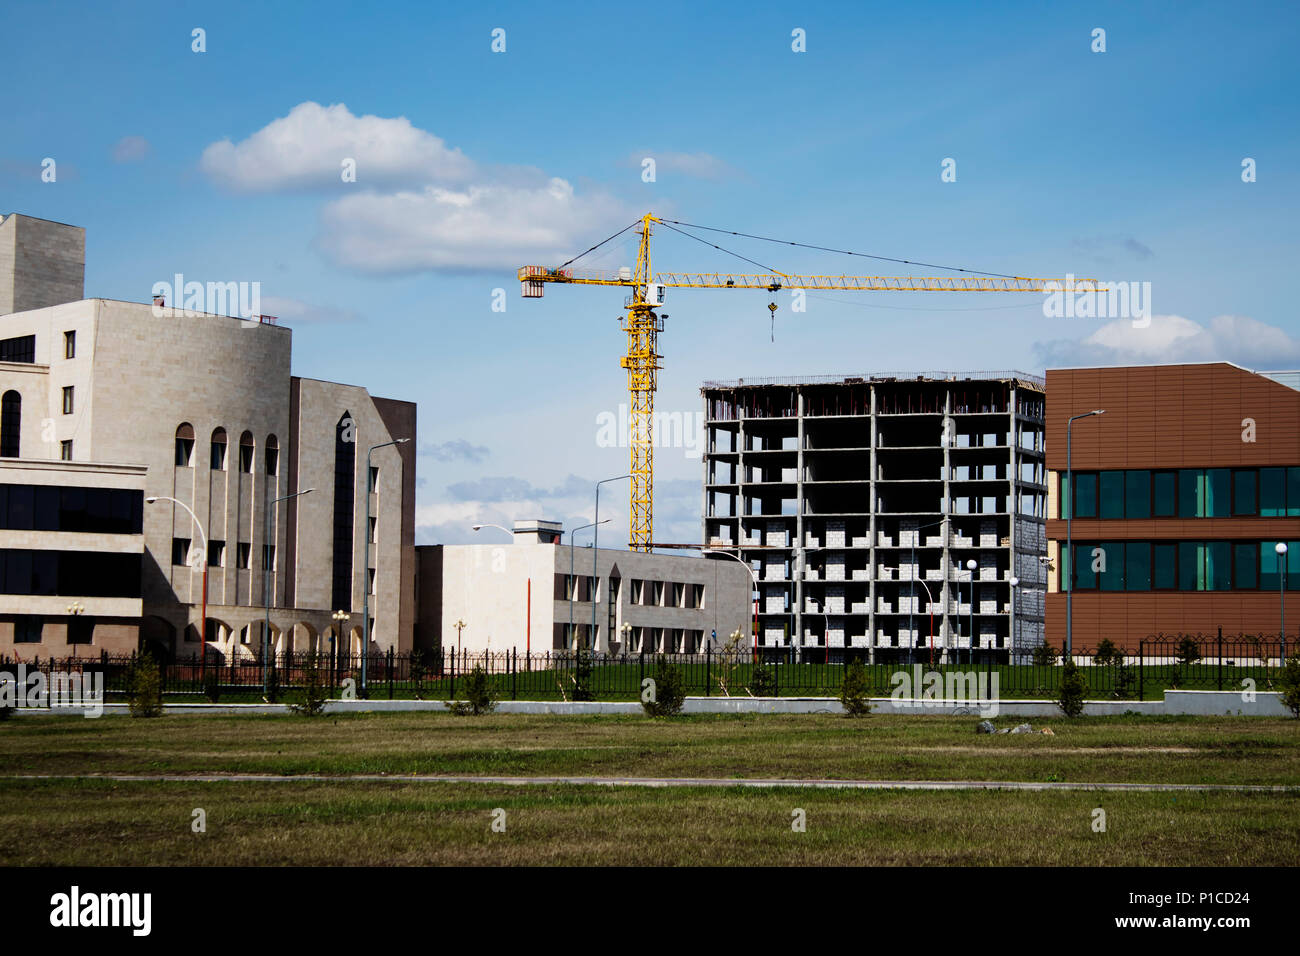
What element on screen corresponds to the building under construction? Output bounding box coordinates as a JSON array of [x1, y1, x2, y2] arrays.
[[701, 372, 1048, 662]]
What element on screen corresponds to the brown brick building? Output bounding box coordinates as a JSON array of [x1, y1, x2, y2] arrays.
[[1045, 363, 1300, 653]]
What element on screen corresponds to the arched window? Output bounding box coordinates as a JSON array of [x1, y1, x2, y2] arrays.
[[265, 434, 279, 477], [332, 412, 355, 611], [239, 430, 255, 473], [0, 390, 20, 458], [174, 423, 194, 467], [210, 427, 227, 471]]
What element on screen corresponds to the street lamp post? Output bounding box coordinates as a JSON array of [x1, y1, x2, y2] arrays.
[[362, 438, 410, 698], [263, 488, 313, 699], [700, 548, 760, 661], [620, 621, 633, 655], [568, 519, 610, 650], [965, 558, 977, 665], [592, 475, 631, 653], [146, 495, 209, 682], [66, 601, 85, 659], [331, 610, 349, 683], [1009, 575, 1020, 662], [1276, 542, 1289, 665], [1065, 410, 1105, 659]]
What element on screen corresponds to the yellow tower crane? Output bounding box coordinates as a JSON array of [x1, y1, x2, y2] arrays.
[[519, 212, 1083, 552]]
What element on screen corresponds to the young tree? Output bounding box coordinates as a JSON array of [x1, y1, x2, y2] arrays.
[[642, 657, 686, 717], [1093, 638, 1121, 667], [1031, 643, 1060, 667], [127, 650, 163, 718], [1056, 657, 1087, 718], [1279, 655, 1300, 719], [289, 653, 329, 716], [839, 659, 873, 717], [449, 665, 498, 716]]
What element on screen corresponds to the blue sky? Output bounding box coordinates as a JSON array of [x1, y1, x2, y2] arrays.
[[4, 0, 1298, 546]]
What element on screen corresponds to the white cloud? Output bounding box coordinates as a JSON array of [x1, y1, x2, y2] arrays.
[[111, 136, 150, 163], [200, 101, 634, 273], [1034, 313, 1300, 368], [260, 295, 359, 324], [315, 178, 632, 273], [199, 101, 475, 192]]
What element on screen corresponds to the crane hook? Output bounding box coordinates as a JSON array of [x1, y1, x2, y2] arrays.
[[767, 301, 778, 342]]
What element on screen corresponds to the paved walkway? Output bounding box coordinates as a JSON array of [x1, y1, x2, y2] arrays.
[[10, 774, 1296, 793]]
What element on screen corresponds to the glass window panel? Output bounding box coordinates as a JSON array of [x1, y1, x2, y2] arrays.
[[1206, 469, 1230, 517], [1234, 543, 1257, 589], [1153, 471, 1176, 517], [1289, 541, 1300, 590], [1206, 541, 1231, 590], [1260, 468, 1286, 516], [7, 485, 33, 530], [1178, 541, 1204, 591], [1260, 542, 1282, 591], [1099, 472, 1124, 519], [1125, 470, 1150, 519], [1073, 473, 1097, 518], [1060, 474, 1070, 519], [1289, 468, 1300, 517], [1072, 544, 1097, 590], [1098, 542, 1125, 591], [1154, 544, 1177, 589], [33, 486, 60, 531], [1233, 470, 1257, 516], [1178, 470, 1204, 518], [1125, 542, 1151, 591]]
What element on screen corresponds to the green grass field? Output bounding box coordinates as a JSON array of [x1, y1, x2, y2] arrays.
[[2, 712, 1296, 865]]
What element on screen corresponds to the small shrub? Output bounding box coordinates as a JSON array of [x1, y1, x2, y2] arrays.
[[1279, 655, 1300, 719], [1056, 657, 1087, 718], [127, 651, 163, 718], [838, 659, 873, 717], [1093, 638, 1121, 667], [449, 665, 498, 716], [572, 648, 596, 701], [1168, 666, 1183, 689], [1031, 643, 1060, 667], [642, 657, 686, 717], [748, 661, 776, 697], [265, 666, 281, 704], [1176, 637, 1202, 667], [1112, 663, 1136, 700], [289, 654, 329, 716], [202, 671, 221, 703]]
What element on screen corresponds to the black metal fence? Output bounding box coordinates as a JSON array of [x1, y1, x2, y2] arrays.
[[1, 630, 1291, 703]]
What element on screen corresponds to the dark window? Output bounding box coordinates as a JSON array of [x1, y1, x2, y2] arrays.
[[0, 335, 36, 363], [1097, 542, 1124, 590], [1125, 542, 1151, 591], [172, 537, 192, 567], [369, 466, 379, 493], [1072, 543, 1096, 590], [61, 386, 74, 415], [210, 429, 227, 470], [1, 390, 21, 458], [1178, 470, 1203, 518], [263, 544, 276, 571], [13, 615, 42, 643], [6, 485, 33, 530], [1261, 542, 1283, 591], [1234, 543, 1257, 589], [31, 551, 57, 594], [1290, 468, 1300, 517], [1153, 471, 1176, 517], [60, 440, 72, 461], [1233, 470, 1257, 516], [63, 331, 75, 359], [1153, 543, 1177, 589], [1206, 469, 1230, 517], [265, 443, 278, 477], [1125, 470, 1150, 519], [67, 616, 92, 645], [1206, 541, 1231, 591], [4, 550, 31, 593], [1072, 473, 1097, 518], [208, 540, 225, 567], [1261, 468, 1286, 517], [33, 486, 59, 530], [237, 542, 251, 569], [332, 412, 356, 610], [1178, 542, 1203, 591], [1099, 472, 1124, 519], [239, 436, 254, 473]]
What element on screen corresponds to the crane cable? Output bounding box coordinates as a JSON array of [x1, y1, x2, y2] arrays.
[[659, 218, 1032, 280]]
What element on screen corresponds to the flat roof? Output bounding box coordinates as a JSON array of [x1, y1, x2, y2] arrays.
[[702, 370, 1046, 390]]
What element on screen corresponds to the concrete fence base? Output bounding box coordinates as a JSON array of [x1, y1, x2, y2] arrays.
[[13, 690, 1290, 717]]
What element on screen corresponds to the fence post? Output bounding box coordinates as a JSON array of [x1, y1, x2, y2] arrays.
[[1138, 640, 1144, 700], [387, 647, 394, 700], [511, 648, 517, 701], [639, 651, 644, 696], [449, 648, 456, 700], [1217, 627, 1223, 691], [705, 647, 711, 697]]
